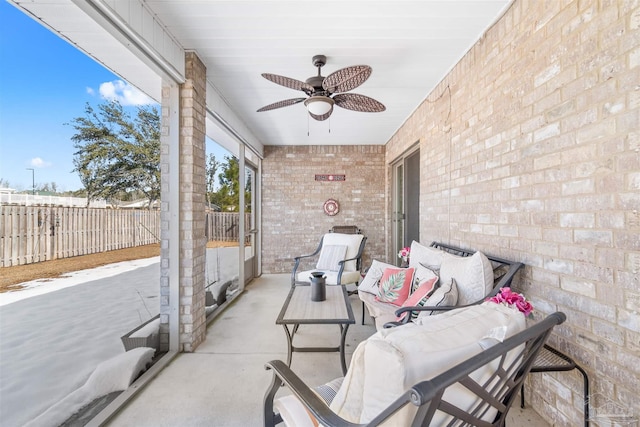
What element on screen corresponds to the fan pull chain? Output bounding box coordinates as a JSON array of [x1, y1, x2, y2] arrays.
[[307, 114, 310, 137]]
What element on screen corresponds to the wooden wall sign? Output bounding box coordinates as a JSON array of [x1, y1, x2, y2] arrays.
[[315, 174, 346, 182]]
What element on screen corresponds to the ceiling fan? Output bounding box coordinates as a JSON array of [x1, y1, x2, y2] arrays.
[[257, 55, 385, 121]]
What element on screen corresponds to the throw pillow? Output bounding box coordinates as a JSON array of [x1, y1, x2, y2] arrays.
[[321, 233, 364, 271], [358, 260, 397, 295], [408, 241, 444, 270], [376, 267, 415, 306], [439, 251, 494, 305], [416, 278, 458, 319], [316, 245, 348, 271], [412, 263, 439, 293], [396, 276, 439, 321]]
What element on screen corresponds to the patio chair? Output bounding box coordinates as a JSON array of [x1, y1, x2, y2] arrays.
[[264, 310, 566, 427], [291, 229, 366, 287]]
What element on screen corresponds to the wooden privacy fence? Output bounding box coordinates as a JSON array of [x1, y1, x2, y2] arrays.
[[0, 206, 160, 267], [0, 206, 248, 267], [205, 212, 251, 244]]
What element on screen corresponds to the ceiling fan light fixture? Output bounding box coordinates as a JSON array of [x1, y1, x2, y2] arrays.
[[304, 96, 334, 116]]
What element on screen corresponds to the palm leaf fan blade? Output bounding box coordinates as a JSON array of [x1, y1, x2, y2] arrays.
[[333, 93, 385, 112], [257, 98, 306, 112], [322, 65, 372, 93], [261, 73, 314, 94]]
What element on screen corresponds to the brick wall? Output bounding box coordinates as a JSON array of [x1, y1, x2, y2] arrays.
[[159, 51, 207, 352], [262, 145, 386, 274], [386, 0, 639, 423], [178, 52, 208, 352]]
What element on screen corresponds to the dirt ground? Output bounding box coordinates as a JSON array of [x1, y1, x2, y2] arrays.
[[0, 241, 238, 293]]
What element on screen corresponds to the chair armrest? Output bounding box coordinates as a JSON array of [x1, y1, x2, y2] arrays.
[[335, 236, 367, 285], [387, 304, 469, 328], [487, 261, 523, 296], [264, 360, 360, 427], [291, 240, 324, 286]]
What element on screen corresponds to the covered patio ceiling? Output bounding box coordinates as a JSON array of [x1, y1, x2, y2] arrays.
[[12, 0, 512, 147]]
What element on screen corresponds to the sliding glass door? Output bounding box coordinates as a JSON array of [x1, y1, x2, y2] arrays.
[[392, 147, 420, 265]]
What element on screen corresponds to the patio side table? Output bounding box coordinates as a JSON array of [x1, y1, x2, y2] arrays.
[[521, 344, 590, 427]]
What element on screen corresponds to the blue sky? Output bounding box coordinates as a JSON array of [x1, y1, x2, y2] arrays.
[[0, 2, 228, 193]]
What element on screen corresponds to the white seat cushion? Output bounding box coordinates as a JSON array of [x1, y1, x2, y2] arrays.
[[359, 291, 398, 329], [297, 269, 361, 286]]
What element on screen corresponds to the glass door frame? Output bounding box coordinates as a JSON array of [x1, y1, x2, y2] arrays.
[[391, 144, 420, 265]]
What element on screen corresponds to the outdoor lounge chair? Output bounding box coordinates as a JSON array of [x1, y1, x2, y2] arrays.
[[264, 309, 566, 426], [291, 229, 366, 287]]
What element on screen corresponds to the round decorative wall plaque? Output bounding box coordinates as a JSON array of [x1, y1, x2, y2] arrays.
[[323, 199, 340, 216]]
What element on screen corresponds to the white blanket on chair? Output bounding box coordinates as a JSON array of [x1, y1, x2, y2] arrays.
[[329, 303, 526, 425]]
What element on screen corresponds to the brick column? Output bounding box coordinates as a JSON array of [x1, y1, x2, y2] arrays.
[[159, 51, 207, 352]]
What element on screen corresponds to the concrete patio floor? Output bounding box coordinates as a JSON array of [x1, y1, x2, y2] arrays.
[[106, 274, 549, 426]]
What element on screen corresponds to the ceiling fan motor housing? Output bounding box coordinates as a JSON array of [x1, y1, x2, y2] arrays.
[[308, 55, 327, 92], [312, 55, 327, 68]]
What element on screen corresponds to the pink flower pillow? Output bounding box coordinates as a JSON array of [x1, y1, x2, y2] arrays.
[[375, 267, 415, 306], [396, 276, 439, 321]]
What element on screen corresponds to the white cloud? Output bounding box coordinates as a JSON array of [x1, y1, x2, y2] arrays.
[[86, 87, 95, 96], [98, 80, 154, 106], [30, 157, 52, 168]]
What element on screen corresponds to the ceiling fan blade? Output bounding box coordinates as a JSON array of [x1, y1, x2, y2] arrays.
[[334, 93, 386, 113], [262, 73, 314, 94], [322, 65, 372, 93], [257, 98, 306, 112], [309, 106, 333, 121]]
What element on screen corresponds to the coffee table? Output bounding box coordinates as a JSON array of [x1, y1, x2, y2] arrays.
[[276, 284, 355, 374]]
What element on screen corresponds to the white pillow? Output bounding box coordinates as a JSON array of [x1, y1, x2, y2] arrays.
[[322, 233, 365, 271], [416, 278, 458, 319], [316, 244, 348, 271], [412, 264, 439, 293], [358, 260, 397, 295], [439, 251, 494, 306], [408, 241, 444, 270]]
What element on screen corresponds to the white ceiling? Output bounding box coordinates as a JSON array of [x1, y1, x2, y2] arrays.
[[13, 0, 512, 147]]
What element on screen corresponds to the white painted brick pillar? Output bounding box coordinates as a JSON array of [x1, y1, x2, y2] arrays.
[[159, 51, 207, 352]]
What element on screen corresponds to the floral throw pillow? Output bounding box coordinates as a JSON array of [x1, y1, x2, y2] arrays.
[[375, 267, 415, 306], [396, 276, 439, 321]]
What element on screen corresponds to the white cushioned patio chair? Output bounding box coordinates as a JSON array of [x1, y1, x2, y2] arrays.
[[291, 230, 366, 287], [264, 306, 566, 427]]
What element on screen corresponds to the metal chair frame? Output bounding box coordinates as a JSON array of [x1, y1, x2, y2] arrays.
[[290, 228, 366, 287], [264, 312, 566, 427]]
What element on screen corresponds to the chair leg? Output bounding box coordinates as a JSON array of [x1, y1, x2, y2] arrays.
[[520, 384, 525, 409], [576, 365, 589, 427]]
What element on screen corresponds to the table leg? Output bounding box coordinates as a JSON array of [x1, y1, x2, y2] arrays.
[[282, 324, 294, 367], [339, 324, 350, 375]]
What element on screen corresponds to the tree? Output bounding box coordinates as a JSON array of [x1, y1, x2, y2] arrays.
[[68, 101, 160, 207], [213, 155, 251, 212], [206, 153, 220, 207]]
